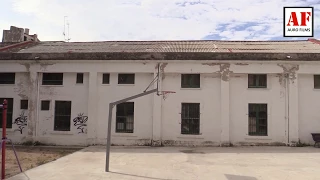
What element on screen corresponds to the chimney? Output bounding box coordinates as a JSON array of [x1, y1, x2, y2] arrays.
[[2, 26, 24, 42], [33, 34, 38, 42], [25, 28, 29, 35]]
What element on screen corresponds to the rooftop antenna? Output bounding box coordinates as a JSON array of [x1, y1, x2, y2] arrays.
[[63, 16, 71, 42]]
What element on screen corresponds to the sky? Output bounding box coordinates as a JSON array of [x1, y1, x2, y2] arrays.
[[0, 0, 319, 42]]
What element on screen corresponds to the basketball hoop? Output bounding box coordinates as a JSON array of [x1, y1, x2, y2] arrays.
[[159, 91, 176, 100]]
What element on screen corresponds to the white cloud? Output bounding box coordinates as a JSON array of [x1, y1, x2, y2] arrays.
[[0, 0, 319, 41]]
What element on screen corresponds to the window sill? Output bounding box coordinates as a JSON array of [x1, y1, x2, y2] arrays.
[[0, 84, 15, 86], [75, 83, 84, 85], [247, 88, 269, 91], [180, 88, 201, 90], [40, 85, 64, 87], [117, 84, 135, 86], [313, 88, 320, 91], [101, 84, 110, 86], [245, 136, 271, 140], [112, 134, 137, 138], [177, 134, 204, 139], [49, 131, 74, 135]]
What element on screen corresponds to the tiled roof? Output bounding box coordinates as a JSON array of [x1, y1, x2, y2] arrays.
[[17, 39, 320, 53]]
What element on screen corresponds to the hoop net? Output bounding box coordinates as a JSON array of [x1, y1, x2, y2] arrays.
[[159, 91, 176, 100]]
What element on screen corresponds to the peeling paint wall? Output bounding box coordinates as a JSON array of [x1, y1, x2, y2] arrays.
[[0, 61, 319, 146], [0, 72, 30, 142], [95, 73, 154, 145], [161, 72, 221, 144], [298, 74, 320, 144], [36, 72, 89, 145], [229, 73, 287, 144]]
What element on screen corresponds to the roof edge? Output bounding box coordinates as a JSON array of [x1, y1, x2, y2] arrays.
[[37, 39, 311, 43], [308, 38, 320, 45], [0, 41, 34, 52], [0, 52, 320, 61]]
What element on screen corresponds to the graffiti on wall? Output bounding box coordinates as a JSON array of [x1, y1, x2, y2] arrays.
[[73, 113, 88, 134], [13, 111, 28, 134]]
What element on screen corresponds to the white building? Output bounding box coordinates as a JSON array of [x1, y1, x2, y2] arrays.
[[1, 28, 320, 146]]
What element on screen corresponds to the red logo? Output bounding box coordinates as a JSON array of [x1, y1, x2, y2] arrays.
[[287, 12, 312, 26]]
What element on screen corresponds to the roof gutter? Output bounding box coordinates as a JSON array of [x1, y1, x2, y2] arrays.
[[1, 52, 320, 61]]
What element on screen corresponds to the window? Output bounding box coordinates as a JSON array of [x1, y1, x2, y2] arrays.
[[181, 74, 200, 88], [20, 100, 28, 110], [116, 102, 134, 133], [118, 74, 135, 84], [54, 101, 71, 131], [41, 100, 50, 111], [181, 103, 200, 135], [42, 73, 63, 85], [248, 104, 268, 136], [314, 75, 320, 89], [248, 74, 267, 88], [76, 73, 84, 84], [0, 98, 13, 128], [102, 73, 110, 84], [0, 73, 15, 84]]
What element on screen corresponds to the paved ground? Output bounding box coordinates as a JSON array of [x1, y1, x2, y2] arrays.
[[9, 146, 320, 180]]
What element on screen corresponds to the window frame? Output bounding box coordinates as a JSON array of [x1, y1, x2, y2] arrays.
[[181, 74, 200, 88], [0, 73, 15, 84], [20, 99, 28, 110], [248, 103, 268, 136], [76, 73, 84, 84], [102, 73, 110, 84], [181, 103, 200, 135], [54, 101, 72, 131], [314, 75, 320, 89], [118, 73, 135, 85], [116, 102, 134, 133], [41, 100, 50, 111], [42, 73, 63, 85], [0, 98, 14, 128], [248, 74, 267, 88]]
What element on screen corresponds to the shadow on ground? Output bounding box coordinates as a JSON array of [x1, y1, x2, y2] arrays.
[[111, 171, 179, 180], [225, 174, 258, 180]]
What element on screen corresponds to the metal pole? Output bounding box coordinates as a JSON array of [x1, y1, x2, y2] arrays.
[[105, 104, 113, 172], [1, 99, 7, 180], [105, 89, 158, 172]]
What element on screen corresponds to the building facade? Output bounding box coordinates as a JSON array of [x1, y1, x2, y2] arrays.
[[1, 30, 320, 146]]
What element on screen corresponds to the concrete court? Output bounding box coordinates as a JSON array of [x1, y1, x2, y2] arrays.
[[9, 146, 320, 180]]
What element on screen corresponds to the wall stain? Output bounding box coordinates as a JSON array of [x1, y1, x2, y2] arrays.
[[277, 64, 299, 85], [14, 81, 28, 99], [220, 63, 233, 81], [40, 63, 54, 71], [203, 63, 233, 81], [160, 63, 168, 80]]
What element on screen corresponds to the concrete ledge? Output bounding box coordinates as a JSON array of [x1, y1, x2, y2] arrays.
[[49, 131, 75, 135], [1, 52, 320, 61]]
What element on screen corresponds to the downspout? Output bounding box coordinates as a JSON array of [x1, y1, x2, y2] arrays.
[[35, 72, 40, 139], [287, 74, 290, 144], [287, 75, 290, 144]]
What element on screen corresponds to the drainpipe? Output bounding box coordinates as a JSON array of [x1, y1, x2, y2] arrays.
[[287, 76, 290, 144], [285, 74, 290, 145], [35, 72, 40, 139]]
